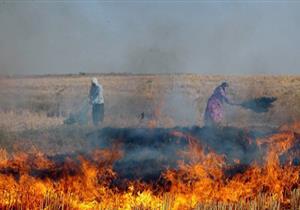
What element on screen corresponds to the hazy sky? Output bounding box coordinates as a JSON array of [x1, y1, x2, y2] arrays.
[[0, 1, 299, 75]]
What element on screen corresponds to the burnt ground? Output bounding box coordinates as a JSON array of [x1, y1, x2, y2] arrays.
[[1, 125, 294, 186], [84, 126, 273, 181]]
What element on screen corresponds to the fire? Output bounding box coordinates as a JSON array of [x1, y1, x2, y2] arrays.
[[167, 129, 300, 203], [0, 123, 300, 209]]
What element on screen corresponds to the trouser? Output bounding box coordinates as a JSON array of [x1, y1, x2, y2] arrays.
[[92, 103, 104, 125]]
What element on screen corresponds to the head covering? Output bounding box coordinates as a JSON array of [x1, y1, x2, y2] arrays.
[[221, 82, 229, 88], [91, 77, 98, 85]]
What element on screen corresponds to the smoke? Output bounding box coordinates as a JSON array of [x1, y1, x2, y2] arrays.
[[162, 87, 198, 125], [84, 126, 269, 180], [0, 2, 299, 75]]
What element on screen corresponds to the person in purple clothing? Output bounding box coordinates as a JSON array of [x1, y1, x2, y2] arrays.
[[204, 82, 234, 126]]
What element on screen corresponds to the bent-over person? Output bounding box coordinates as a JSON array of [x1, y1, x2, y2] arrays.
[[204, 82, 233, 126]]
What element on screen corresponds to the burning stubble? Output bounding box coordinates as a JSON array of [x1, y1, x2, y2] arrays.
[[0, 2, 300, 208], [0, 123, 300, 209]]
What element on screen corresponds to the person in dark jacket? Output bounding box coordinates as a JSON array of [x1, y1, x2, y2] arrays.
[[89, 77, 104, 125], [204, 82, 233, 126]]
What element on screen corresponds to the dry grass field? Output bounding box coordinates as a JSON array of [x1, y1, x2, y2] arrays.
[[1, 74, 300, 131], [0, 74, 300, 210]]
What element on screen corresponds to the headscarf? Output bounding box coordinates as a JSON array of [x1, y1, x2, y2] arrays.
[[221, 82, 229, 89], [91, 77, 99, 85]]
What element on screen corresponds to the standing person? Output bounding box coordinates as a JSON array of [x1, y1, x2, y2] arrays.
[[204, 82, 234, 126], [89, 77, 104, 126]]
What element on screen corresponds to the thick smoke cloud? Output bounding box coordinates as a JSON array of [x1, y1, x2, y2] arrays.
[[0, 2, 299, 75]]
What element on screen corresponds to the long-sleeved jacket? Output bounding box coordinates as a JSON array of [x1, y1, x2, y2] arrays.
[[204, 84, 229, 124], [89, 83, 104, 104]]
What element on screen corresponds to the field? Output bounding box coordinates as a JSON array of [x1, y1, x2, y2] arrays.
[[0, 74, 300, 210], [1, 74, 300, 131]]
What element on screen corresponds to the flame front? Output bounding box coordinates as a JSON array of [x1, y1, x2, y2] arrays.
[[1, 123, 300, 209]]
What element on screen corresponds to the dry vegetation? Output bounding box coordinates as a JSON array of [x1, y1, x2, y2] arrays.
[[1, 74, 300, 131], [1, 191, 298, 210], [0, 74, 300, 210]]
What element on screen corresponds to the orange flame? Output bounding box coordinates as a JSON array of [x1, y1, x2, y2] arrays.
[[1, 123, 300, 209]]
